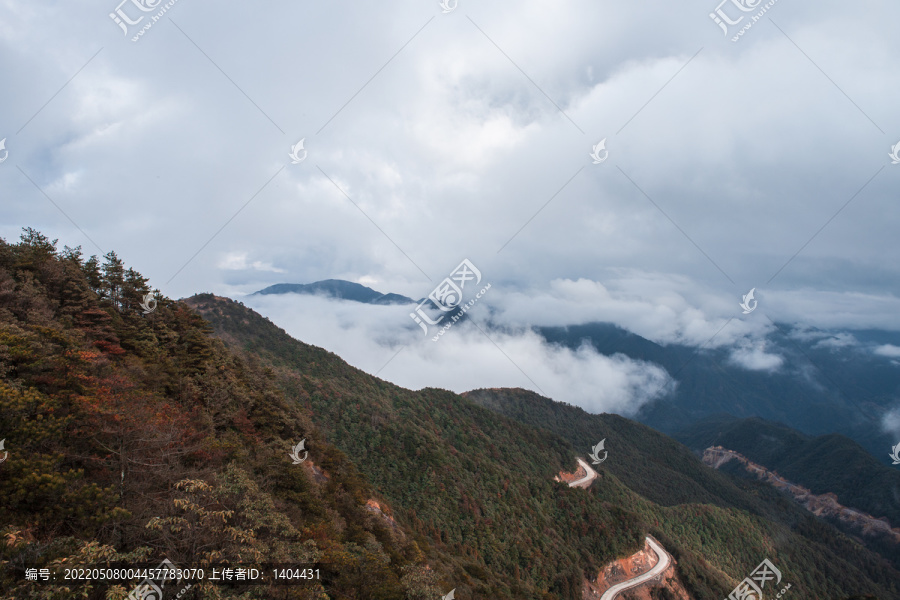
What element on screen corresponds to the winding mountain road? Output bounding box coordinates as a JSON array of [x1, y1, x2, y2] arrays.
[[598, 536, 670, 600], [568, 458, 600, 488], [558, 461, 672, 598]]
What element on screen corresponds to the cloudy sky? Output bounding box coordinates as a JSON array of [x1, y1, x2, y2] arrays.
[[2, 0, 899, 411]]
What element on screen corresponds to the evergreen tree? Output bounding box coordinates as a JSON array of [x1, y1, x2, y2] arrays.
[[101, 251, 126, 310]]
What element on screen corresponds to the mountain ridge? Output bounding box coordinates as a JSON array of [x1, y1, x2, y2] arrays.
[[252, 278, 415, 305], [0, 230, 443, 599], [188, 295, 900, 599], [536, 321, 899, 462], [2, 230, 897, 599], [675, 415, 900, 534], [702, 445, 900, 544], [243, 284, 900, 463]]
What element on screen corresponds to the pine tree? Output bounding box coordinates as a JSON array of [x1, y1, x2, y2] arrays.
[[101, 251, 126, 311]]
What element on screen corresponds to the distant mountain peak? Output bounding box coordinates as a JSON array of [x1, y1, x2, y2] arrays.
[[252, 279, 414, 305]]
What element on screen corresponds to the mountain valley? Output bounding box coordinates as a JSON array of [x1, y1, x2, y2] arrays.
[[1, 234, 897, 599]]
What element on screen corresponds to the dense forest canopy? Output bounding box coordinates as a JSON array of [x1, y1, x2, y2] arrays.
[[0, 229, 897, 600]]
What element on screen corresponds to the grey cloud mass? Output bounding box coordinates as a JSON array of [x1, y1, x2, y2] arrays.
[[2, 0, 899, 410]]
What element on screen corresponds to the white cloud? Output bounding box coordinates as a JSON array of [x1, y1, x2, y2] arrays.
[[881, 406, 900, 438], [874, 344, 900, 359], [813, 332, 859, 350], [240, 269, 900, 400], [218, 252, 285, 273], [764, 290, 900, 332], [489, 273, 769, 348], [244, 293, 672, 415], [3, 0, 900, 356], [728, 341, 784, 372]]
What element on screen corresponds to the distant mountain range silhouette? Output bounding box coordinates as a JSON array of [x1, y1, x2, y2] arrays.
[[253, 279, 415, 306]]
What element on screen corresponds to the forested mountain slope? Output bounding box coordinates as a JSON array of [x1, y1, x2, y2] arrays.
[[0, 229, 897, 599], [0, 231, 445, 599], [189, 294, 900, 600], [675, 416, 900, 539]]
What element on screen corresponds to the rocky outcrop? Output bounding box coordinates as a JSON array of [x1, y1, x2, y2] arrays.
[[702, 446, 900, 543]]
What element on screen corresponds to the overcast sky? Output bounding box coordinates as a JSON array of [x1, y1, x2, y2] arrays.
[[2, 0, 899, 409]]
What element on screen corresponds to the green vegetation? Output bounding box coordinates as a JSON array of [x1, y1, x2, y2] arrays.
[[675, 415, 900, 571], [189, 296, 646, 598], [675, 415, 900, 526], [536, 322, 897, 461], [1, 229, 898, 599], [461, 388, 900, 599], [193, 293, 900, 599], [0, 230, 431, 599]]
